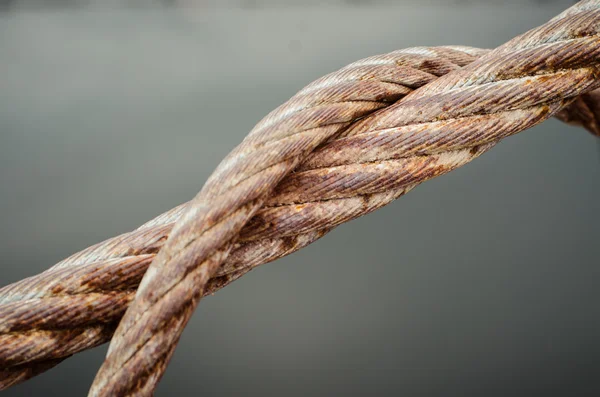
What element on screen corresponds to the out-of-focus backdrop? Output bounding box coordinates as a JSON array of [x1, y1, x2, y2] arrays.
[[1, 1, 598, 396]]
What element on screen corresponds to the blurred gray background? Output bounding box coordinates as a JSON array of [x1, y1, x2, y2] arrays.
[[1, 0, 599, 396]]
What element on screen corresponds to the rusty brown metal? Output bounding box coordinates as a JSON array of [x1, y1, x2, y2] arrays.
[[1, 46, 486, 390], [1, 1, 600, 394], [89, 3, 600, 395], [557, 90, 600, 136]]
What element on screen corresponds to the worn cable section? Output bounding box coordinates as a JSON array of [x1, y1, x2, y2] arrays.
[[0, 46, 491, 391], [90, 3, 600, 395], [0, 1, 599, 393], [93, 50, 496, 397], [1, 63, 595, 391]]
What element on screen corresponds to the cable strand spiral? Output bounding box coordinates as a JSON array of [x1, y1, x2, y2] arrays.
[[90, 3, 600, 395], [1, 2, 600, 394]]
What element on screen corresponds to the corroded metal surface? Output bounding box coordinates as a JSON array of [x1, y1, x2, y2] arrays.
[[1, 46, 486, 390], [1, 1, 600, 394], [90, 2, 600, 394]]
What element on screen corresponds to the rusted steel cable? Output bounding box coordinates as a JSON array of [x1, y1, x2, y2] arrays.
[[0, 46, 478, 391], [556, 89, 600, 135], [5, 52, 600, 396], [1, 1, 599, 393], [91, 52, 499, 396], [0, 47, 485, 390], [87, 3, 600, 395]]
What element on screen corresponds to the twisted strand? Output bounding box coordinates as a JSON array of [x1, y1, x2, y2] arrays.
[[556, 89, 600, 135], [89, 45, 490, 397], [88, 3, 600, 395], [1, 47, 485, 390], [0, 62, 597, 394], [1, 2, 600, 391]]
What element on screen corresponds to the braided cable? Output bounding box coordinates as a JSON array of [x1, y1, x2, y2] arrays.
[[1, 2, 599, 393], [89, 47, 492, 397], [0, 46, 489, 390], [89, 2, 600, 395]]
